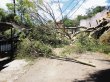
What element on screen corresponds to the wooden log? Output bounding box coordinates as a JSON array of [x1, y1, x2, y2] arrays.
[[0, 57, 10, 62], [50, 55, 96, 67]]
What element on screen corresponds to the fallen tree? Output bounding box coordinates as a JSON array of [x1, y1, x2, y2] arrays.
[[71, 18, 110, 44]]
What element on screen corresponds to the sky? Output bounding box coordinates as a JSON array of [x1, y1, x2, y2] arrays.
[[0, 0, 12, 10], [54, 0, 110, 18], [0, 0, 110, 21]]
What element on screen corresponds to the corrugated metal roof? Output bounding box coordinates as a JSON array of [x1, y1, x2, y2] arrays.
[[0, 22, 13, 32]]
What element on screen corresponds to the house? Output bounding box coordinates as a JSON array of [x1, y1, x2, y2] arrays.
[[80, 10, 110, 27]]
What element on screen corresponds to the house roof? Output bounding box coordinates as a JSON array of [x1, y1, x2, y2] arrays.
[[0, 22, 13, 32]]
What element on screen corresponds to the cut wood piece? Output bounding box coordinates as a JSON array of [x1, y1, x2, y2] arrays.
[[50, 56, 96, 67], [0, 57, 10, 62]]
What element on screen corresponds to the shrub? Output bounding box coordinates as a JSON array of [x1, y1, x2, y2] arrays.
[[16, 38, 53, 59], [62, 33, 110, 55], [33, 41, 53, 57], [75, 33, 110, 54], [98, 44, 110, 54], [15, 24, 69, 59], [16, 38, 33, 59], [28, 25, 69, 48]]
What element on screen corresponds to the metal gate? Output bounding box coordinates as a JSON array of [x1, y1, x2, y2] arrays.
[[0, 22, 15, 58], [0, 39, 14, 57]]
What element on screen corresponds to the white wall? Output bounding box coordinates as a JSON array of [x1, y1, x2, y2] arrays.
[[80, 10, 108, 27]]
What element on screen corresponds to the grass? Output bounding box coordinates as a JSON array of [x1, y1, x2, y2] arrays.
[[62, 34, 110, 55]]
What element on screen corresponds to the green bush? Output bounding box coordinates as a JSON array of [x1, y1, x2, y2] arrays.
[[33, 41, 53, 57], [15, 24, 69, 59], [75, 34, 110, 54], [62, 33, 110, 55], [16, 38, 33, 59], [16, 38, 53, 59], [28, 25, 69, 48], [98, 44, 110, 54]]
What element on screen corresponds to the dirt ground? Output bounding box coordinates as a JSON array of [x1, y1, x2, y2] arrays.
[[0, 51, 110, 82], [0, 59, 29, 82], [14, 52, 110, 82]]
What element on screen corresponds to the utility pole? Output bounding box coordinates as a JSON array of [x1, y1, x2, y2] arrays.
[[13, 0, 16, 15]]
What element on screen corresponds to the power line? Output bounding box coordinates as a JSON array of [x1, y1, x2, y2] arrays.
[[68, 0, 86, 18], [56, 0, 76, 20], [66, 0, 82, 17], [62, 0, 76, 14], [56, 0, 81, 20], [58, 0, 64, 20]]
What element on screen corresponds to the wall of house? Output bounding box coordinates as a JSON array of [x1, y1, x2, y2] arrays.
[[80, 10, 109, 28]]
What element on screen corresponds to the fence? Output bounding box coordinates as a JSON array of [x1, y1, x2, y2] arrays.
[[0, 39, 14, 57]]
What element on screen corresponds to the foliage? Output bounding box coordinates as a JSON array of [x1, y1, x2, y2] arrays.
[[75, 33, 110, 54], [5, 0, 35, 25], [16, 38, 53, 59], [74, 6, 105, 26], [6, 3, 14, 13], [0, 8, 16, 22], [0, 0, 109, 60], [99, 29, 110, 44], [61, 45, 78, 56], [16, 23, 69, 59], [0, 0, 69, 59], [63, 17, 74, 27], [32, 41, 53, 57], [1, 13, 15, 22], [76, 15, 88, 21], [86, 6, 105, 18], [62, 33, 110, 55], [16, 38, 32, 59], [62, 16, 79, 27], [28, 25, 69, 48], [0, 8, 6, 21], [37, 0, 43, 4], [62, 6, 105, 27]]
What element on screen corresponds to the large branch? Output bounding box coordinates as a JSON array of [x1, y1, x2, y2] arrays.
[[72, 21, 109, 38]]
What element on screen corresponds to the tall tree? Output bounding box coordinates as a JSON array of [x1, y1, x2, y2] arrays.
[[7, 0, 35, 24]]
